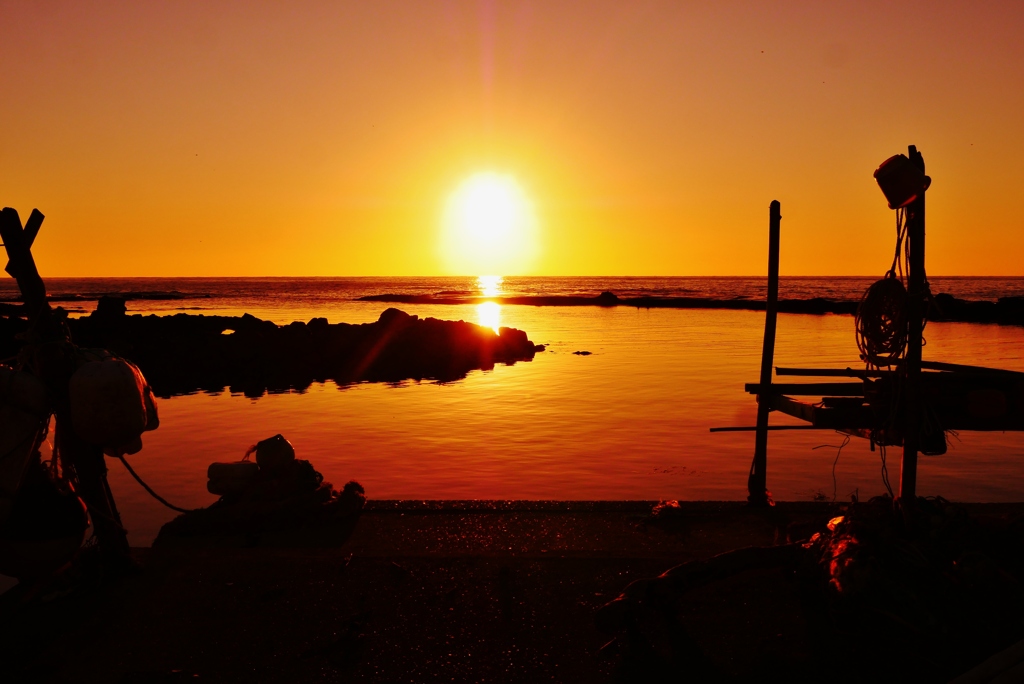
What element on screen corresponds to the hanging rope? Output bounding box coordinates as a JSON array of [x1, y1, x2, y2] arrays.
[[117, 455, 198, 514], [855, 207, 921, 368], [855, 276, 908, 367]]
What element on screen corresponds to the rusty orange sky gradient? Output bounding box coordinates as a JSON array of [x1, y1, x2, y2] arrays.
[[2, 1, 1022, 277]]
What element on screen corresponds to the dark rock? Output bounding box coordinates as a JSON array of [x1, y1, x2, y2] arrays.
[[573, 350, 592, 356], [91, 295, 127, 320], [50, 307, 541, 398]]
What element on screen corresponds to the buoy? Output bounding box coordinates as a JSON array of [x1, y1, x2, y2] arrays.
[[206, 460, 260, 496], [69, 351, 159, 456]]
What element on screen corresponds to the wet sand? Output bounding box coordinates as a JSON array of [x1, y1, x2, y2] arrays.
[[3, 500, 1022, 683]]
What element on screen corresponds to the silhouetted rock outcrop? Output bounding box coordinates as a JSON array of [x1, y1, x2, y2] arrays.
[[358, 291, 1024, 323], [930, 293, 1024, 326], [0, 308, 543, 398]]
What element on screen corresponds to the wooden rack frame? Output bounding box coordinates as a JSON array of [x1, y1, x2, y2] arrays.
[[744, 146, 1024, 505]]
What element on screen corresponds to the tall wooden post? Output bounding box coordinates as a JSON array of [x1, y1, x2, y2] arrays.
[[748, 200, 781, 506], [1, 206, 131, 563], [900, 146, 926, 501]]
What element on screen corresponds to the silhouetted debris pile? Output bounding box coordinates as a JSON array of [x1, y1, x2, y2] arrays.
[[0, 304, 543, 397], [155, 478, 365, 546], [155, 434, 365, 546], [596, 496, 1024, 682]]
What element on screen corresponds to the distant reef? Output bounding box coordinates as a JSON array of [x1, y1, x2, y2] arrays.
[[0, 303, 543, 398], [359, 291, 1024, 325]]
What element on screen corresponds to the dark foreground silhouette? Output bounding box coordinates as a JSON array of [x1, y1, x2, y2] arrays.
[[2, 499, 1023, 682], [0, 303, 544, 398]]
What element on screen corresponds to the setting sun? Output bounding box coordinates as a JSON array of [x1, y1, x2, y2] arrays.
[[439, 172, 538, 276]]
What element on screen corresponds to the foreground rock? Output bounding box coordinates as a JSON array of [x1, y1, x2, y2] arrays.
[[0, 305, 544, 397], [596, 496, 1024, 682]]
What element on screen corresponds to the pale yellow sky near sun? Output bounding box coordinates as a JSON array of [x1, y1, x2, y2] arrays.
[[1, 1, 1022, 276]]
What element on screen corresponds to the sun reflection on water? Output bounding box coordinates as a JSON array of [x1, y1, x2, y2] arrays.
[[477, 275, 503, 298], [477, 301, 501, 333]]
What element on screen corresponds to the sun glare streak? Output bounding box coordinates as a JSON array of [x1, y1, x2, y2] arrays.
[[476, 301, 501, 333], [477, 275, 503, 298], [439, 172, 538, 275]]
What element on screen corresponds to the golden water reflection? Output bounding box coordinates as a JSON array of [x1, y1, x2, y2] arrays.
[[477, 275, 503, 298], [476, 275, 503, 332], [477, 301, 501, 332]]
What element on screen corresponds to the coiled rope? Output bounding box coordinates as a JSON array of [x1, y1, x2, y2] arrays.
[[855, 276, 908, 367], [854, 207, 931, 368], [855, 205, 946, 472]]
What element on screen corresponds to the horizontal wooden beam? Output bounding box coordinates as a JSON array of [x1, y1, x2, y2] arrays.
[[921, 360, 1024, 376], [709, 425, 828, 432], [767, 395, 818, 422], [767, 395, 875, 429], [745, 382, 865, 396], [775, 367, 888, 378]]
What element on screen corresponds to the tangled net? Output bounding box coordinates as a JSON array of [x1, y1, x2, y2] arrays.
[[855, 275, 908, 367]]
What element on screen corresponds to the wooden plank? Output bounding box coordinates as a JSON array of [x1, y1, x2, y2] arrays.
[[767, 395, 818, 422], [775, 367, 887, 378], [768, 395, 876, 429], [921, 360, 1024, 376], [745, 382, 865, 396], [710, 425, 827, 432]]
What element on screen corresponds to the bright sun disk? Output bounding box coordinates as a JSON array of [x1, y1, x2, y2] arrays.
[[439, 172, 538, 275]]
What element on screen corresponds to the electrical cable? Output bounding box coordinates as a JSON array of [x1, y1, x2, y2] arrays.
[[812, 432, 851, 502], [117, 455, 198, 514]]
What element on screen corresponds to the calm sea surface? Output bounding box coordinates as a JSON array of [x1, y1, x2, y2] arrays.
[[8, 277, 1024, 546]]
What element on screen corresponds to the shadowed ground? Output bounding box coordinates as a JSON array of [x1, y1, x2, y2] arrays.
[[3, 501, 1021, 683]]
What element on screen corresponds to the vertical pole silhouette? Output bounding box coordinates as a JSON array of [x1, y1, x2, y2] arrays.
[[1, 208, 48, 318], [1, 206, 131, 562], [900, 146, 926, 501], [749, 200, 781, 506]]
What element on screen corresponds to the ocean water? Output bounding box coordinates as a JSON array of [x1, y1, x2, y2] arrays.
[[4, 276, 1024, 319], [8, 276, 1024, 546]]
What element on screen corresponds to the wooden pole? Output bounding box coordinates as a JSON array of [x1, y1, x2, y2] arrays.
[[748, 200, 781, 506], [1, 206, 131, 563], [899, 146, 926, 502], [0, 208, 49, 319]]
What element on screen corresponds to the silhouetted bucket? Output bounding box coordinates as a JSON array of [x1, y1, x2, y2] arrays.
[[253, 434, 295, 477], [874, 154, 931, 209]]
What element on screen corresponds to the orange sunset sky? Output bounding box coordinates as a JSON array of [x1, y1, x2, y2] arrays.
[[1, 1, 1022, 277]]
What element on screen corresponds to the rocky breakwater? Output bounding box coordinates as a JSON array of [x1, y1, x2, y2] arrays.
[[361, 290, 1024, 325], [0, 302, 544, 397]]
